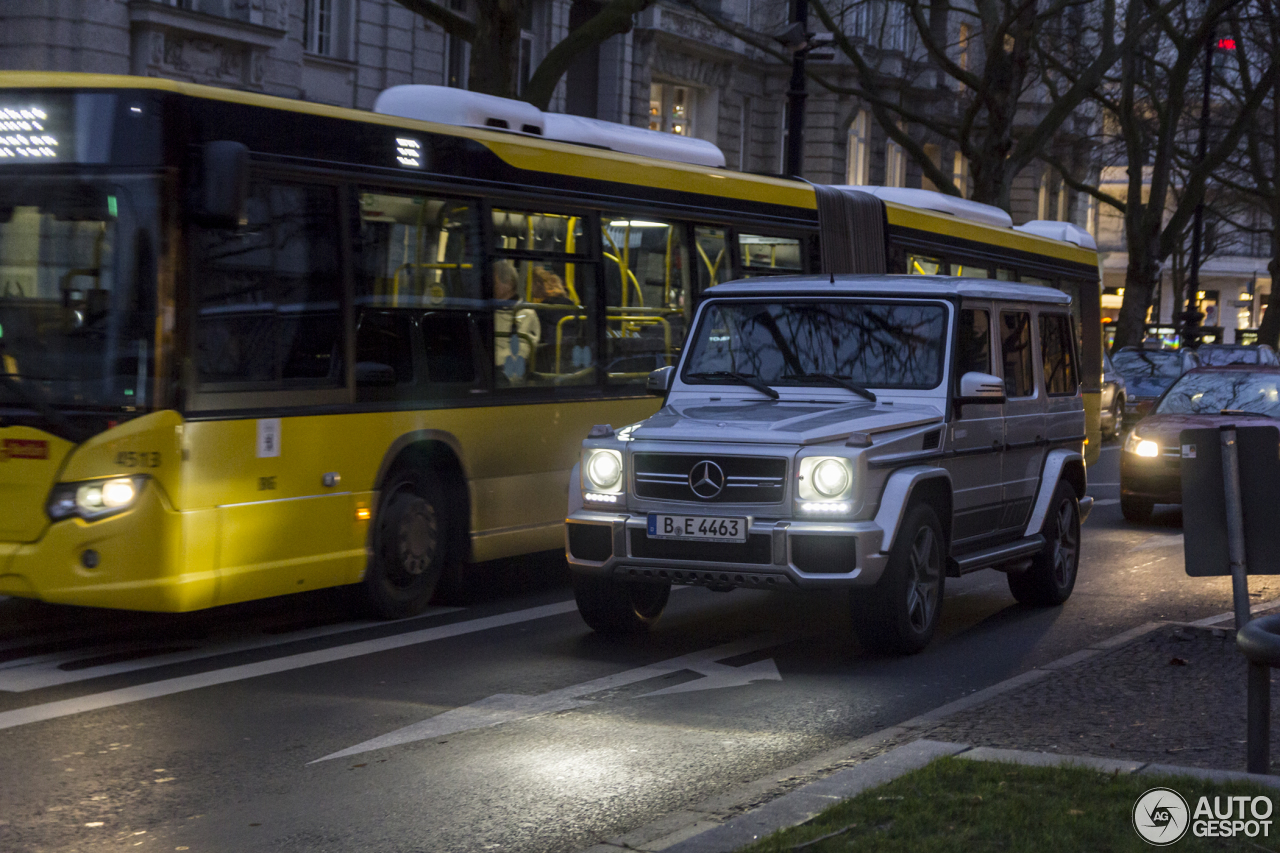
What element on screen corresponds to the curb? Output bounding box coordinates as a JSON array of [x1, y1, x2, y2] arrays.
[[578, 598, 1280, 853]]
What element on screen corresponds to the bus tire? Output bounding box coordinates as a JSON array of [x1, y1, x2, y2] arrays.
[[850, 503, 945, 655], [1008, 481, 1080, 606], [573, 575, 669, 635], [364, 469, 453, 619]]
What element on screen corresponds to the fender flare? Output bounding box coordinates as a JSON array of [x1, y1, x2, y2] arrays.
[[874, 466, 953, 554], [1023, 449, 1085, 537], [568, 461, 583, 516]]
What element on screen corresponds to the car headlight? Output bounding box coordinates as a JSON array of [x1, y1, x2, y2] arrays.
[[582, 449, 624, 495], [1123, 432, 1159, 458], [798, 456, 854, 502], [47, 475, 148, 521]]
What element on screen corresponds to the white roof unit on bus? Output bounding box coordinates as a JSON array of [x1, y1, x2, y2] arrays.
[[374, 85, 546, 136], [830, 186, 1014, 229], [372, 84, 727, 168], [1014, 220, 1098, 250]]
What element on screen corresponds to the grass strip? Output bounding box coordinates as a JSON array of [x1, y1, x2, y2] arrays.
[[736, 756, 1280, 852]]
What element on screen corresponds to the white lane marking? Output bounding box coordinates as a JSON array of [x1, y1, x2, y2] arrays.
[[0, 601, 581, 732], [1087, 482, 1120, 487], [1136, 533, 1184, 550], [311, 636, 783, 763], [0, 607, 465, 692]]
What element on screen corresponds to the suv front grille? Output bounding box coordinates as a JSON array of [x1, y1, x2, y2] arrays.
[[632, 453, 787, 504]]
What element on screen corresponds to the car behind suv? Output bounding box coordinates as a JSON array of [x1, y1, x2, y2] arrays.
[[565, 276, 1093, 654]]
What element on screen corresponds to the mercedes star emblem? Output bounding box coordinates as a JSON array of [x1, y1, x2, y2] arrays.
[[689, 460, 726, 499]]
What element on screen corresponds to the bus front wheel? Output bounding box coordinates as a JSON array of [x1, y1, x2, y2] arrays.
[[364, 470, 453, 618]]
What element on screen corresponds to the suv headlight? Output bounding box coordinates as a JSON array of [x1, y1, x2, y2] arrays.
[[1123, 432, 1159, 458], [797, 456, 854, 512], [582, 448, 624, 499], [47, 475, 148, 521]]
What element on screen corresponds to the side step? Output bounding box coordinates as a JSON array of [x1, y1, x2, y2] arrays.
[[949, 536, 1045, 576]]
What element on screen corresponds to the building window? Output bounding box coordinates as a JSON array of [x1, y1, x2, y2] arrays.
[[517, 32, 534, 96], [650, 83, 693, 136], [847, 110, 870, 184], [958, 23, 971, 71], [884, 124, 906, 188], [445, 0, 468, 88], [305, 0, 352, 59], [953, 151, 969, 198]]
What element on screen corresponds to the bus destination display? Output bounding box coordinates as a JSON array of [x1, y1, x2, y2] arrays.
[[0, 105, 59, 160]]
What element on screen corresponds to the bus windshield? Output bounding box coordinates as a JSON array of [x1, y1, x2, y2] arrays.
[[682, 299, 949, 391], [0, 173, 161, 419]]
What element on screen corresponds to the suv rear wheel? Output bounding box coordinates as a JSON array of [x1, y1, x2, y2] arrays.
[[573, 576, 671, 634], [1009, 481, 1080, 605], [851, 503, 945, 655]]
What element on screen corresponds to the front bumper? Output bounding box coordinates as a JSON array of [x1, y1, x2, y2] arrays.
[[565, 510, 889, 590], [1120, 453, 1182, 505]]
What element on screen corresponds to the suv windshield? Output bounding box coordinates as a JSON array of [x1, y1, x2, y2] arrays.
[[0, 173, 161, 418], [1157, 370, 1280, 417], [682, 300, 948, 391]]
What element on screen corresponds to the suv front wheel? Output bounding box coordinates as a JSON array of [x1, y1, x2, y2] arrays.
[[574, 576, 671, 634], [851, 503, 945, 655]]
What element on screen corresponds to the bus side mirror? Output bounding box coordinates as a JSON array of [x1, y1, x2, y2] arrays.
[[956, 371, 1006, 404], [198, 141, 249, 228], [647, 366, 674, 397]]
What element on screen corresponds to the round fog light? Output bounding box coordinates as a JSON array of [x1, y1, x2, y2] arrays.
[[81, 549, 100, 569]]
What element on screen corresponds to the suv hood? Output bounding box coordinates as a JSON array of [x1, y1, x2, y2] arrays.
[[632, 399, 944, 445]]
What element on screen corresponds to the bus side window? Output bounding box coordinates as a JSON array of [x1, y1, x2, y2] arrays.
[[355, 310, 415, 401], [738, 233, 803, 277], [909, 254, 943, 275], [420, 311, 481, 387], [354, 191, 481, 310], [193, 181, 344, 387], [601, 214, 690, 385], [951, 261, 991, 278], [489, 208, 596, 390], [694, 226, 729, 296]]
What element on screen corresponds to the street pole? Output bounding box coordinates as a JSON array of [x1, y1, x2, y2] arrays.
[[785, 0, 808, 179], [1182, 26, 1215, 348]]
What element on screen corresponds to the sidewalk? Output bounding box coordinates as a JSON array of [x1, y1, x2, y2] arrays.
[[580, 603, 1280, 853]]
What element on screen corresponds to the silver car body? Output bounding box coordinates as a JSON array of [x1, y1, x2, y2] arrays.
[[566, 276, 1091, 592]]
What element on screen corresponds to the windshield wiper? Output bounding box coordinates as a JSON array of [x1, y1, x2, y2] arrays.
[[685, 371, 780, 400], [0, 373, 89, 443], [1219, 409, 1274, 418], [784, 372, 877, 402]]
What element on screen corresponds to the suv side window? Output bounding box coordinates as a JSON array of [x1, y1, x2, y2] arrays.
[[956, 308, 991, 384], [1039, 313, 1078, 396], [1000, 310, 1035, 398]]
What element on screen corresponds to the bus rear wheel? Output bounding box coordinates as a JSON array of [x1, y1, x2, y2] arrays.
[[573, 575, 670, 634], [364, 470, 454, 619]]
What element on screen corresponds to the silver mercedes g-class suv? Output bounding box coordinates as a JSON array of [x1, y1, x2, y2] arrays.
[[565, 275, 1093, 654]]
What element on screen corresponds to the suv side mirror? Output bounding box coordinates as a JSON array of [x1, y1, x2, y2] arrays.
[[647, 366, 675, 397], [197, 141, 249, 228], [957, 371, 1006, 404]]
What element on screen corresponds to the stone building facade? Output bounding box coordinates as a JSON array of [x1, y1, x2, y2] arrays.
[[1, 0, 1077, 230]]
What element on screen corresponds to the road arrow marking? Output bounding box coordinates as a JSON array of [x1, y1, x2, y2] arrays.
[[311, 635, 784, 763]]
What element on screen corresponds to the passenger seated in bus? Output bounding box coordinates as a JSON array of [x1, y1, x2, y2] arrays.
[[529, 267, 579, 373], [493, 259, 539, 380]]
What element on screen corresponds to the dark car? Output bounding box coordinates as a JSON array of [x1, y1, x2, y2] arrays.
[[1119, 365, 1280, 521], [1101, 350, 1127, 439], [1111, 346, 1200, 428], [1193, 343, 1280, 367]]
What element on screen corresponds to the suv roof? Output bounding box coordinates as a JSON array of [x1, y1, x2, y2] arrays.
[[709, 274, 1072, 305]]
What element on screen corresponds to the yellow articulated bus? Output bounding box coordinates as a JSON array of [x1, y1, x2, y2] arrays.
[[0, 74, 1101, 615]]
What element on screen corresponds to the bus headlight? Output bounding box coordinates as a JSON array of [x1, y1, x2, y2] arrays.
[[47, 475, 148, 521], [798, 457, 854, 502], [583, 449, 624, 494]]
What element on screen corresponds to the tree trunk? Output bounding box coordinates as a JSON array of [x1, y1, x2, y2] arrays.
[[1258, 240, 1280, 348], [467, 0, 526, 99], [1114, 205, 1163, 349]]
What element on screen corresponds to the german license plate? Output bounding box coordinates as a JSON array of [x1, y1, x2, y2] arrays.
[[647, 514, 747, 542]]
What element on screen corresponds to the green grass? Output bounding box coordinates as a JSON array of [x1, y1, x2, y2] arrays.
[[736, 757, 1280, 852]]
